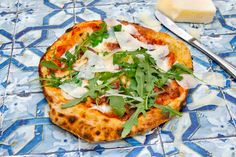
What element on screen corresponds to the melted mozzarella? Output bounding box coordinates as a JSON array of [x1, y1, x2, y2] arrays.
[[90, 104, 112, 113], [59, 80, 88, 98]]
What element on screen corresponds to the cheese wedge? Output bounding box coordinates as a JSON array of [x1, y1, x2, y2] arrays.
[[157, 0, 216, 23]]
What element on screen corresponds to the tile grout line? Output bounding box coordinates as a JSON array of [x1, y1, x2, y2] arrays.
[[0, 0, 20, 136], [157, 127, 167, 157], [73, 0, 76, 24], [27, 143, 161, 156], [209, 58, 236, 129], [189, 134, 236, 142], [219, 87, 236, 131], [208, 58, 236, 131]]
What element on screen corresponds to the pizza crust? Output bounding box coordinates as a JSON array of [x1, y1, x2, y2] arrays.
[[39, 20, 192, 142]]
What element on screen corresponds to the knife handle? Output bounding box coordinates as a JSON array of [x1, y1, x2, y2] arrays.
[[190, 39, 236, 79]]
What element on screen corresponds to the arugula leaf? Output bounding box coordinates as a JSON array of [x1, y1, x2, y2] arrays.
[[153, 104, 182, 117], [166, 63, 193, 81], [113, 24, 122, 32], [41, 60, 61, 70], [109, 96, 126, 117], [135, 67, 144, 97], [171, 63, 193, 74], [98, 72, 122, 82], [61, 95, 87, 109], [89, 22, 109, 47], [121, 103, 146, 138]]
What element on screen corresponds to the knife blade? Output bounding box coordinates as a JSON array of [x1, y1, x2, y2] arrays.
[[155, 10, 236, 79]]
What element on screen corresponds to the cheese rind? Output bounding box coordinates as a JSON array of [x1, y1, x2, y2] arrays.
[[157, 0, 216, 23]]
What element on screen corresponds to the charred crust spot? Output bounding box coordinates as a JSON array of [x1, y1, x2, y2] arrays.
[[105, 130, 110, 137], [79, 33, 83, 37], [138, 128, 145, 134], [95, 130, 100, 136], [65, 27, 73, 33], [62, 122, 67, 126], [81, 113, 86, 118], [51, 108, 55, 115], [116, 128, 122, 136], [45, 95, 53, 104], [58, 113, 65, 117], [79, 121, 84, 125], [55, 117, 58, 121], [103, 118, 109, 123], [46, 46, 51, 51], [68, 116, 77, 124], [83, 133, 93, 141]]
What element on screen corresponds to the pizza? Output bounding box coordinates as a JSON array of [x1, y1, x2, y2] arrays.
[[38, 19, 193, 142]]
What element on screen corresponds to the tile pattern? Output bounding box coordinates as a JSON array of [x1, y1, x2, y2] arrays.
[[0, 0, 235, 156]]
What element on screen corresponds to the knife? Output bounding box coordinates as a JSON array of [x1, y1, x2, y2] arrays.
[[155, 10, 236, 79]]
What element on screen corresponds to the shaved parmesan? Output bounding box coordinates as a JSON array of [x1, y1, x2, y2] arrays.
[[61, 91, 74, 100], [122, 24, 139, 35], [114, 30, 168, 51], [104, 18, 138, 35], [146, 45, 170, 71], [114, 31, 141, 51], [177, 72, 225, 89], [74, 50, 119, 79], [59, 81, 88, 99], [176, 74, 201, 89], [104, 18, 120, 27], [90, 104, 112, 113], [92, 28, 119, 53]]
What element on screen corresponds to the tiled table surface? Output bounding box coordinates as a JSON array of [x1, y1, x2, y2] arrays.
[[0, 0, 236, 156]]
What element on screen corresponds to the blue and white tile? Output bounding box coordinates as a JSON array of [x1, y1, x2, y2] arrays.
[[130, 3, 162, 32], [30, 124, 79, 154], [0, 124, 36, 156], [222, 80, 236, 127], [199, 35, 235, 53], [163, 137, 236, 157], [160, 85, 236, 143], [2, 93, 48, 122], [204, 10, 236, 35], [14, 9, 75, 48], [34, 151, 81, 157], [0, 0, 18, 12], [0, 95, 51, 155], [214, 0, 236, 15], [129, 0, 157, 5], [0, 49, 12, 96], [75, 4, 134, 22], [75, 0, 131, 7], [0, 12, 16, 50], [6, 47, 46, 95], [81, 145, 164, 157], [18, 0, 74, 11], [79, 128, 161, 150]]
